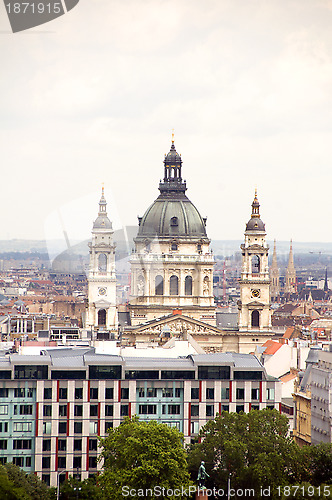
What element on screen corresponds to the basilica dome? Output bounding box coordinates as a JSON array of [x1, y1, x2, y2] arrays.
[[136, 141, 208, 241]]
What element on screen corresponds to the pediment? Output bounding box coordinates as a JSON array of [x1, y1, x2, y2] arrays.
[[132, 314, 223, 336]]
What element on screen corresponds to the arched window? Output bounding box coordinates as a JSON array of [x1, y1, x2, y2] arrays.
[[185, 276, 192, 295], [171, 243, 178, 251], [169, 275, 179, 296], [251, 310, 260, 328], [155, 275, 164, 296], [170, 217, 178, 227], [137, 276, 145, 296], [251, 255, 260, 274], [98, 309, 106, 326], [98, 254, 107, 272]]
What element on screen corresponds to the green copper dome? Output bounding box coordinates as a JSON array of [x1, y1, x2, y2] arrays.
[[136, 141, 208, 241]]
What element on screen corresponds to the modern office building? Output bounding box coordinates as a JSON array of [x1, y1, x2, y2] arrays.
[[0, 348, 280, 486]]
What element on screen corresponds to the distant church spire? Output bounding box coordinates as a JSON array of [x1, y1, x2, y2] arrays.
[[324, 268, 329, 292], [98, 185, 107, 216], [285, 239, 297, 295]]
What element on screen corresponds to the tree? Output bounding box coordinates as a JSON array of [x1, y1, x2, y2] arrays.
[[99, 416, 193, 499], [305, 443, 332, 486], [59, 475, 104, 500], [188, 409, 304, 494], [0, 463, 53, 500]]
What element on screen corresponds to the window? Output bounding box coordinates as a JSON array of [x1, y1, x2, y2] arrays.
[[139, 405, 157, 415], [20, 405, 33, 415], [251, 405, 259, 411], [236, 388, 245, 400], [161, 371, 195, 380], [138, 388, 145, 398], [89, 366, 121, 380], [44, 388, 52, 399], [234, 371, 262, 380], [0, 405, 8, 415], [58, 439, 66, 452], [191, 405, 199, 417], [0, 388, 8, 397], [266, 388, 275, 400], [170, 217, 178, 227], [74, 422, 82, 434], [89, 439, 98, 451], [13, 439, 32, 449], [206, 405, 214, 417], [90, 387, 98, 400], [126, 370, 159, 380], [25, 457, 31, 468], [185, 276, 192, 295], [14, 388, 25, 398], [89, 456, 97, 469], [221, 387, 229, 400], [251, 310, 260, 328], [27, 388, 34, 398], [90, 405, 98, 417], [251, 388, 259, 400], [42, 457, 51, 469], [236, 405, 245, 413], [74, 405, 83, 417], [105, 405, 113, 417], [59, 422, 67, 434], [59, 405, 67, 417], [43, 439, 51, 452], [191, 421, 199, 434], [73, 456, 82, 469], [146, 388, 157, 398], [89, 421, 98, 434], [105, 388, 114, 399], [221, 405, 229, 412], [98, 309, 106, 326], [75, 388, 83, 400], [42, 474, 50, 486], [13, 422, 32, 432], [0, 422, 8, 432], [171, 243, 178, 251], [191, 388, 199, 400], [98, 253, 107, 272], [168, 405, 180, 415], [206, 388, 214, 400], [120, 405, 129, 417], [169, 275, 179, 295], [175, 388, 181, 398], [0, 457, 7, 464], [43, 405, 52, 417], [267, 405, 275, 410], [58, 456, 66, 469], [14, 365, 48, 380], [105, 422, 113, 433], [162, 388, 173, 398], [13, 457, 24, 467], [59, 388, 68, 400], [52, 371, 86, 380], [0, 440, 7, 450], [43, 422, 51, 435], [198, 366, 230, 380], [155, 275, 164, 296], [251, 255, 260, 273], [74, 439, 82, 451], [121, 388, 129, 400]]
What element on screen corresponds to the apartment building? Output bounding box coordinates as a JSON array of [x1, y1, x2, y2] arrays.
[[0, 348, 281, 487]]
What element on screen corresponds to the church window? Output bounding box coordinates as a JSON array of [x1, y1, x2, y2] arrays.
[[251, 255, 260, 274], [98, 254, 107, 272], [169, 275, 179, 296], [98, 309, 106, 326], [251, 310, 260, 328], [185, 276, 192, 295], [170, 217, 178, 227], [155, 275, 164, 295]]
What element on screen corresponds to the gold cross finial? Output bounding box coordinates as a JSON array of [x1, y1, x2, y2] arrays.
[[102, 183, 104, 196], [172, 129, 174, 144]]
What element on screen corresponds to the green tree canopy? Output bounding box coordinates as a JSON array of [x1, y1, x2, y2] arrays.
[[99, 416, 192, 500], [188, 409, 305, 493], [0, 462, 53, 500]]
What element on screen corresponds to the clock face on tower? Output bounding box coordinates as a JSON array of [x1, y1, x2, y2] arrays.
[[98, 287, 107, 296], [251, 289, 260, 298]]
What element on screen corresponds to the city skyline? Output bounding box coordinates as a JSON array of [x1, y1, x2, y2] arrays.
[[1, 1, 332, 242]]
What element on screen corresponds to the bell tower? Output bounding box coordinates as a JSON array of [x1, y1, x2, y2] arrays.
[[238, 191, 272, 332], [86, 188, 118, 334]]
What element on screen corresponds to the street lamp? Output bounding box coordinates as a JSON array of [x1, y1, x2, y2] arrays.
[[56, 468, 81, 500]]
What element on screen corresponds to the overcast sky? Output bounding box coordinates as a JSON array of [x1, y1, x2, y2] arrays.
[[1, 0, 332, 248]]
